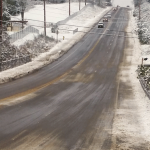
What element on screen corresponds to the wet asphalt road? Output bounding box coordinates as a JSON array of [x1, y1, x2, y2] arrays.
[[0, 7, 129, 150]]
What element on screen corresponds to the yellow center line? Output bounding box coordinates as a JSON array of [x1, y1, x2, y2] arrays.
[[0, 10, 116, 102]]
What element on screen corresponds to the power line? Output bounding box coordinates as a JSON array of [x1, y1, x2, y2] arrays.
[[6, 2, 69, 12], [31, 8, 69, 15], [0, 19, 133, 33], [9, 3, 88, 20], [42, 2, 86, 12], [19, 11, 68, 19], [6, 22, 138, 38]]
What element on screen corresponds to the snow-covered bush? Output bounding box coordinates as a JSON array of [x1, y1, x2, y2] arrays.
[[0, 32, 57, 71], [20, 34, 56, 57], [2, 11, 11, 25], [137, 22, 150, 44]]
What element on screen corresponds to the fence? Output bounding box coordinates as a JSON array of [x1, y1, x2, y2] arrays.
[[0, 55, 31, 72], [9, 26, 39, 43]]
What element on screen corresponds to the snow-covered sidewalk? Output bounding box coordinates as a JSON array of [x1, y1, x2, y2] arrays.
[[0, 5, 111, 84], [111, 9, 150, 149]]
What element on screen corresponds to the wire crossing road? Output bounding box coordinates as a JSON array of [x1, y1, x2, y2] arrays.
[[0, 7, 129, 150]]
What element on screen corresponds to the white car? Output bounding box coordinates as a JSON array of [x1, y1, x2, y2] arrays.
[[107, 14, 111, 18], [98, 22, 104, 28]]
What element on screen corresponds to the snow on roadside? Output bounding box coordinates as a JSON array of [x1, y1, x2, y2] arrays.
[[13, 33, 38, 47], [112, 9, 150, 149], [0, 5, 111, 84]]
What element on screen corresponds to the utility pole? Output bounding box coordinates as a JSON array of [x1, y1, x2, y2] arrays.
[[85, 0, 86, 5], [139, 0, 141, 20], [0, 0, 2, 42], [21, 11, 24, 30], [69, 0, 70, 16], [44, 0, 46, 38], [79, 0, 80, 10]]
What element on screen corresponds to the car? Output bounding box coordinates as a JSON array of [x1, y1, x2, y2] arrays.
[[127, 5, 130, 7], [113, 8, 117, 11], [98, 22, 104, 28], [107, 12, 111, 15], [105, 2, 112, 6], [107, 14, 111, 18], [103, 16, 108, 22]]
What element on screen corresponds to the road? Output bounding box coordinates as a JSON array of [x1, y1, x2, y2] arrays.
[[0, 7, 129, 150]]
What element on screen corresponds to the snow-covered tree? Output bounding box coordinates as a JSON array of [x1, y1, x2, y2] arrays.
[[2, 0, 11, 25], [2, 11, 11, 24], [6, 0, 21, 15]]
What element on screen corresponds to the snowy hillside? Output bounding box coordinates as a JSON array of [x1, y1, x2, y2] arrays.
[[11, 2, 88, 26]]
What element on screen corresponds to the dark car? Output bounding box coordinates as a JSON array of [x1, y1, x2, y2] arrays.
[[103, 16, 108, 22]]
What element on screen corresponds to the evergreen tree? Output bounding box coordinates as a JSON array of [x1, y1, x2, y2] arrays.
[[2, 0, 11, 25]]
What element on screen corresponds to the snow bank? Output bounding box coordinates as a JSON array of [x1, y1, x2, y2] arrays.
[[13, 33, 38, 47], [132, 0, 150, 64], [112, 8, 150, 149], [0, 5, 111, 84]]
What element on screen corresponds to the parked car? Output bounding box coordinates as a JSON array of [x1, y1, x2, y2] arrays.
[[113, 8, 117, 11], [98, 22, 104, 28], [127, 5, 130, 7]]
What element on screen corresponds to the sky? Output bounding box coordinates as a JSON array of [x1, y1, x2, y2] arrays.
[[112, 0, 134, 9]]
